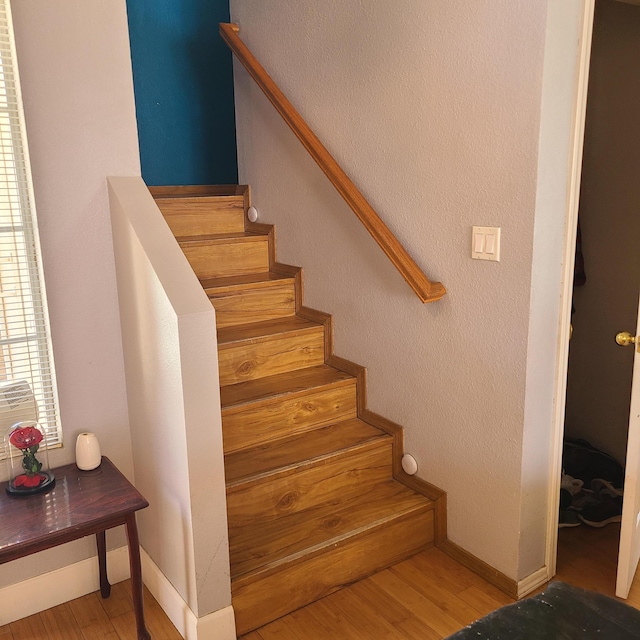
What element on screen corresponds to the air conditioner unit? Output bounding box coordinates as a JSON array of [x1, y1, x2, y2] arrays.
[[0, 380, 37, 433]]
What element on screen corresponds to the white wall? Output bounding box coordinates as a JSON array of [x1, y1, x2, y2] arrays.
[[109, 176, 231, 622], [231, 0, 583, 580], [565, 0, 640, 467], [0, 0, 140, 588]]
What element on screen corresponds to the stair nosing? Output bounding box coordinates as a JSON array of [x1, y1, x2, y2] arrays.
[[217, 317, 324, 349], [231, 497, 433, 583], [225, 428, 391, 492], [202, 272, 296, 296], [178, 232, 268, 245]]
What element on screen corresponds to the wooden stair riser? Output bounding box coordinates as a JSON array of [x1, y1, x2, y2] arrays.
[[226, 439, 393, 530], [157, 195, 245, 236], [232, 506, 435, 635], [209, 279, 296, 328], [222, 381, 357, 453], [180, 235, 270, 279], [229, 480, 429, 578], [218, 327, 325, 386]]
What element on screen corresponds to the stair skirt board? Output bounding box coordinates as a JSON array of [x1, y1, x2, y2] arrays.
[[153, 185, 444, 634]]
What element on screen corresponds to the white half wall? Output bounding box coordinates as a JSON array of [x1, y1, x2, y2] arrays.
[[2, 0, 140, 588], [230, 0, 585, 580], [108, 176, 232, 622]]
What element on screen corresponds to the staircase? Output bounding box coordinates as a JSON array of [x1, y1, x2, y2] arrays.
[[152, 185, 445, 636]]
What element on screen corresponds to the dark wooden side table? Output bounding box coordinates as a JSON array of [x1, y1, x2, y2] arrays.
[[0, 456, 151, 640]]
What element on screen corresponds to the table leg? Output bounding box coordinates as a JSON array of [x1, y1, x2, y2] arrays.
[[96, 530, 111, 598], [125, 512, 151, 640]]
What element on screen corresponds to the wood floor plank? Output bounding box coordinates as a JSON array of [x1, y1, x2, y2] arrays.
[[9, 615, 48, 640], [455, 584, 509, 617], [238, 632, 265, 640], [250, 617, 304, 640], [97, 581, 133, 619], [285, 607, 339, 640], [319, 585, 408, 639], [347, 576, 442, 640], [306, 596, 377, 640], [142, 599, 184, 640], [0, 625, 12, 639], [68, 593, 112, 630], [410, 547, 513, 606], [108, 611, 138, 640], [389, 557, 484, 627], [369, 567, 463, 638], [39, 604, 84, 640], [556, 524, 619, 595]]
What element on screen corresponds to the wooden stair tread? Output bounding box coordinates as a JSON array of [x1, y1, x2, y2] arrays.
[[229, 479, 432, 579], [150, 185, 247, 198], [220, 364, 353, 408], [200, 271, 294, 294], [217, 315, 322, 346], [225, 418, 386, 486], [177, 231, 266, 244]]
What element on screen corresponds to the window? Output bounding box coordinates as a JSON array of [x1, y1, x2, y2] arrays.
[[0, 0, 60, 448]]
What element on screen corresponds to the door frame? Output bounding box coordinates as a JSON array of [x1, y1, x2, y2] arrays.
[[545, 0, 595, 578]]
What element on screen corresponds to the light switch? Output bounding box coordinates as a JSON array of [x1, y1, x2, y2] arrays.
[[473, 233, 484, 254], [471, 226, 501, 262]]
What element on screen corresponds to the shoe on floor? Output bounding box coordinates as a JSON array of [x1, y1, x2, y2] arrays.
[[569, 489, 601, 512], [561, 473, 584, 496], [591, 477, 623, 498], [559, 509, 582, 528], [579, 496, 623, 528]]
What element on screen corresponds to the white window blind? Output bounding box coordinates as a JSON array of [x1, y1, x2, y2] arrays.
[[0, 0, 60, 448]]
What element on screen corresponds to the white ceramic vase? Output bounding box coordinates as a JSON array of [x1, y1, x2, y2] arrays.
[[75, 432, 101, 470]]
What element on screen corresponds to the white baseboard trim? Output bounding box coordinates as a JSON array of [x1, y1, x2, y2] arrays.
[[141, 549, 236, 640], [517, 565, 550, 598], [0, 546, 130, 626]]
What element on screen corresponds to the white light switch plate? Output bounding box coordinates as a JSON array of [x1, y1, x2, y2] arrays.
[[471, 226, 501, 262]]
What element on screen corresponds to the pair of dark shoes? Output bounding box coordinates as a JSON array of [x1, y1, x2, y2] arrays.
[[559, 476, 623, 528]]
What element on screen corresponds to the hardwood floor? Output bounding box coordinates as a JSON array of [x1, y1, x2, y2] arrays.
[[0, 579, 182, 640], [241, 547, 514, 640], [556, 521, 640, 608], [243, 523, 640, 639], [3, 525, 639, 639]]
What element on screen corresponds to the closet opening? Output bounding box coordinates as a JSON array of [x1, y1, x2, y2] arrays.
[[557, 0, 640, 598]]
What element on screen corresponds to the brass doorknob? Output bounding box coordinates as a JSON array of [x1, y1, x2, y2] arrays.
[[616, 331, 637, 347]]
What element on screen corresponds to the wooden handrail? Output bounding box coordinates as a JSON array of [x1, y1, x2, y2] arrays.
[[220, 23, 445, 303]]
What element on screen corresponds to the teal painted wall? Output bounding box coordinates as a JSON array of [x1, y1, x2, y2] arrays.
[[126, 0, 238, 185]]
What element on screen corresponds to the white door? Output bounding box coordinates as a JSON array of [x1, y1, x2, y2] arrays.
[[616, 318, 640, 598]]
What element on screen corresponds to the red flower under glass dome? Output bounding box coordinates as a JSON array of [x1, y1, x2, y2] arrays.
[[4, 422, 55, 495]]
